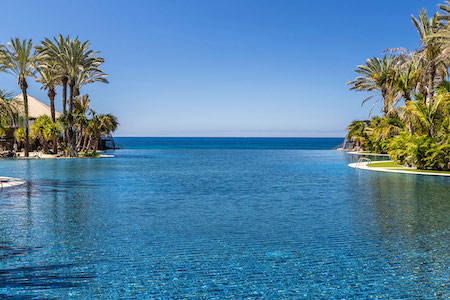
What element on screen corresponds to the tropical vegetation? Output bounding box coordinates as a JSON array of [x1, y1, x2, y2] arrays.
[[346, 2, 450, 171], [0, 35, 118, 157]]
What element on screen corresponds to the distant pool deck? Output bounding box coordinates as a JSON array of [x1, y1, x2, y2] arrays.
[[0, 177, 26, 189], [349, 161, 450, 177], [345, 151, 390, 157]]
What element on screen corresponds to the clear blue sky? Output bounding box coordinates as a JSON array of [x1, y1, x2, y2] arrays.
[[0, 0, 443, 137]]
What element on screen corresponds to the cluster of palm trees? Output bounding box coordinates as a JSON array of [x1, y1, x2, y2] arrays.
[[0, 35, 118, 157], [347, 2, 450, 170]]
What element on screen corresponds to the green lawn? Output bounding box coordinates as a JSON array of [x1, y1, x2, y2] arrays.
[[368, 161, 399, 168], [364, 160, 450, 175]]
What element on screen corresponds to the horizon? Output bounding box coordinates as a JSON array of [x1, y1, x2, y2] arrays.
[[0, 0, 442, 136]]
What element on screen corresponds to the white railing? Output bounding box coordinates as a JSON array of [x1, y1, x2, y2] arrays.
[[355, 157, 371, 168]]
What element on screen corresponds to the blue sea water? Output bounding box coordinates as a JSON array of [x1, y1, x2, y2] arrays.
[[0, 137, 448, 298]]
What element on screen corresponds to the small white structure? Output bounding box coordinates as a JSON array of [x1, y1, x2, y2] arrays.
[[11, 94, 62, 120]]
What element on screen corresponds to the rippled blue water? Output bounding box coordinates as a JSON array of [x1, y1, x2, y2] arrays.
[[0, 138, 448, 298]]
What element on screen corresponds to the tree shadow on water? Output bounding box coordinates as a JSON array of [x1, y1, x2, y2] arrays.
[[0, 262, 95, 297]]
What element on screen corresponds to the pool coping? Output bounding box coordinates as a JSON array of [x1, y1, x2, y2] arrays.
[[0, 177, 26, 189], [348, 161, 450, 177], [346, 151, 390, 157]]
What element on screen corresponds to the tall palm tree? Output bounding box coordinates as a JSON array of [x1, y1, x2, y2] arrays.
[[36, 35, 70, 114], [411, 9, 446, 104], [37, 35, 106, 157], [56, 37, 105, 114], [394, 56, 421, 104], [0, 38, 36, 157], [73, 94, 90, 149], [36, 35, 71, 149], [430, 2, 450, 75], [34, 59, 60, 122], [392, 55, 421, 135], [347, 55, 397, 115]]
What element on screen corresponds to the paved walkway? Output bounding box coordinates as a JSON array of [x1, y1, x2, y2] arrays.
[[348, 161, 450, 177]]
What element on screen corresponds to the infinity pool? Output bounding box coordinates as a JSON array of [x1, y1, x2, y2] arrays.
[[0, 138, 448, 298]]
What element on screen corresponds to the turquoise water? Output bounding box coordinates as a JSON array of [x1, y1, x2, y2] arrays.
[[0, 138, 448, 298]]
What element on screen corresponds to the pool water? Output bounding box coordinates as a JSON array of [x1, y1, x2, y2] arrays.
[[0, 138, 448, 298]]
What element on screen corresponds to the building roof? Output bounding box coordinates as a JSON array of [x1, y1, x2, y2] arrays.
[[11, 94, 62, 120]]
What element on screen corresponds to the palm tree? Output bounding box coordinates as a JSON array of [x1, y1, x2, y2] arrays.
[[346, 120, 368, 150], [411, 9, 446, 104], [36, 35, 70, 114], [394, 56, 420, 104], [73, 94, 90, 149], [84, 111, 118, 155], [95, 114, 118, 154], [0, 89, 19, 128], [54, 37, 105, 114], [439, 1, 450, 21], [44, 122, 61, 154], [0, 119, 7, 138], [347, 55, 397, 115], [372, 112, 405, 141], [74, 68, 108, 97], [393, 56, 421, 135], [404, 93, 450, 138], [37, 35, 71, 150], [0, 38, 36, 157], [30, 115, 51, 153], [37, 35, 106, 157], [34, 59, 60, 122], [14, 128, 25, 150]]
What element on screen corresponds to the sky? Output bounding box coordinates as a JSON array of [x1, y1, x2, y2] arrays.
[[0, 0, 443, 137]]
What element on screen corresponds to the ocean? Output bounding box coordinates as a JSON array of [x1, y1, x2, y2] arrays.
[[0, 137, 448, 298]]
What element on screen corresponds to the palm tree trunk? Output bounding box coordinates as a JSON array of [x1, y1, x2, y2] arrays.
[[20, 80, 29, 158], [76, 130, 83, 150], [62, 79, 68, 114], [53, 136, 58, 154], [86, 136, 92, 153], [42, 138, 48, 154], [93, 137, 99, 155], [427, 65, 436, 105], [82, 134, 90, 152], [48, 88, 56, 123], [67, 81, 77, 157], [74, 86, 80, 98], [404, 95, 413, 136], [62, 78, 68, 146], [382, 89, 389, 115]]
